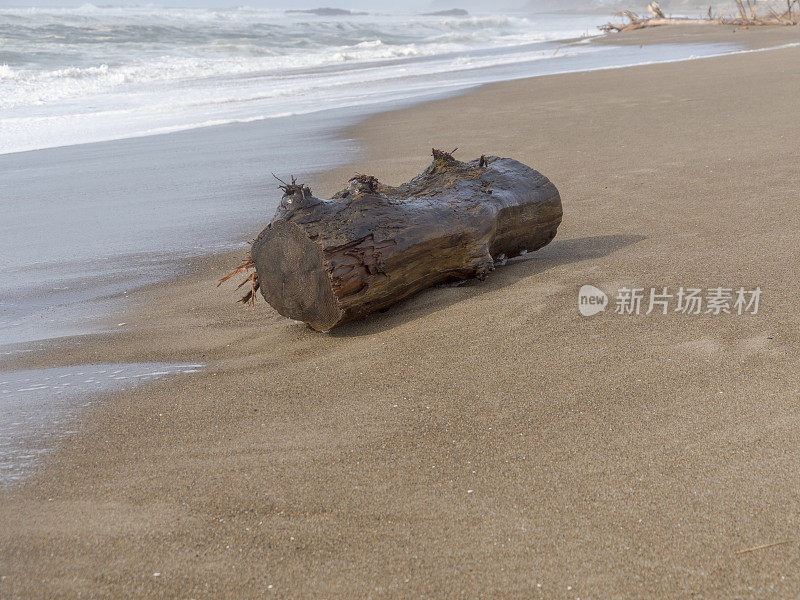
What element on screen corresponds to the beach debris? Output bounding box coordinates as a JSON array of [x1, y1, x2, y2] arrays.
[[734, 539, 796, 554], [218, 254, 260, 307], [648, 2, 666, 19], [600, 0, 800, 31], [221, 149, 562, 331]]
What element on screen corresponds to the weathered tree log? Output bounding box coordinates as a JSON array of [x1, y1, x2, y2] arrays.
[[250, 150, 562, 331], [647, 2, 665, 19], [599, 1, 800, 32]]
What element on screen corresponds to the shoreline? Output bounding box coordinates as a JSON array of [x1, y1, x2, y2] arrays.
[[1, 23, 797, 362], [3, 24, 800, 597], [1, 24, 795, 160]]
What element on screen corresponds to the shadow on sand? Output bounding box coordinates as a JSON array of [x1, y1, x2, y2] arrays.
[[328, 233, 646, 337]]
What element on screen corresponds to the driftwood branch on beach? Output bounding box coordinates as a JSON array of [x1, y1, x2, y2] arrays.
[[217, 254, 259, 306], [219, 150, 562, 331], [600, 0, 800, 32]]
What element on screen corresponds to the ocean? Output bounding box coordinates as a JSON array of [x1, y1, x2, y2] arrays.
[[0, 6, 610, 155]]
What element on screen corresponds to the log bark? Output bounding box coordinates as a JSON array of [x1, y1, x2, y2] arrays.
[[250, 151, 562, 331]]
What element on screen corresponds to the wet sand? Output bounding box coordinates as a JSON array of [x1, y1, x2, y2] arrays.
[[2, 26, 800, 598]]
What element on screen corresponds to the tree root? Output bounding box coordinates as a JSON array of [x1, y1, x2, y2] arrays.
[[218, 254, 261, 307], [348, 174, 381, 194], [272, 174, 311, 200]]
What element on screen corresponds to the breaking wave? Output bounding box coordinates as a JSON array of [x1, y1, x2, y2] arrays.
[[0, 5, 606, 153]]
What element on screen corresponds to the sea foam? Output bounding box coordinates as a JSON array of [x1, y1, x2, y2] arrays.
[[0, 6, 603, 154]]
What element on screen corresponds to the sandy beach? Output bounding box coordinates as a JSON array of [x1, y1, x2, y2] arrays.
[[2, 25, 800, 598]]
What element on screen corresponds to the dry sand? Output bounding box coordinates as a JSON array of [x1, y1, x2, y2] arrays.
[[2, 26, 800, 598]]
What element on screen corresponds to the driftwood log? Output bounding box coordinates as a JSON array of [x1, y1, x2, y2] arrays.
[[600, 0, 800, 31], [247, 150, 562, 331]]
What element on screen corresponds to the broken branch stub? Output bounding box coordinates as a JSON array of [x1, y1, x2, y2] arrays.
[[250, 150, 562, 330]]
